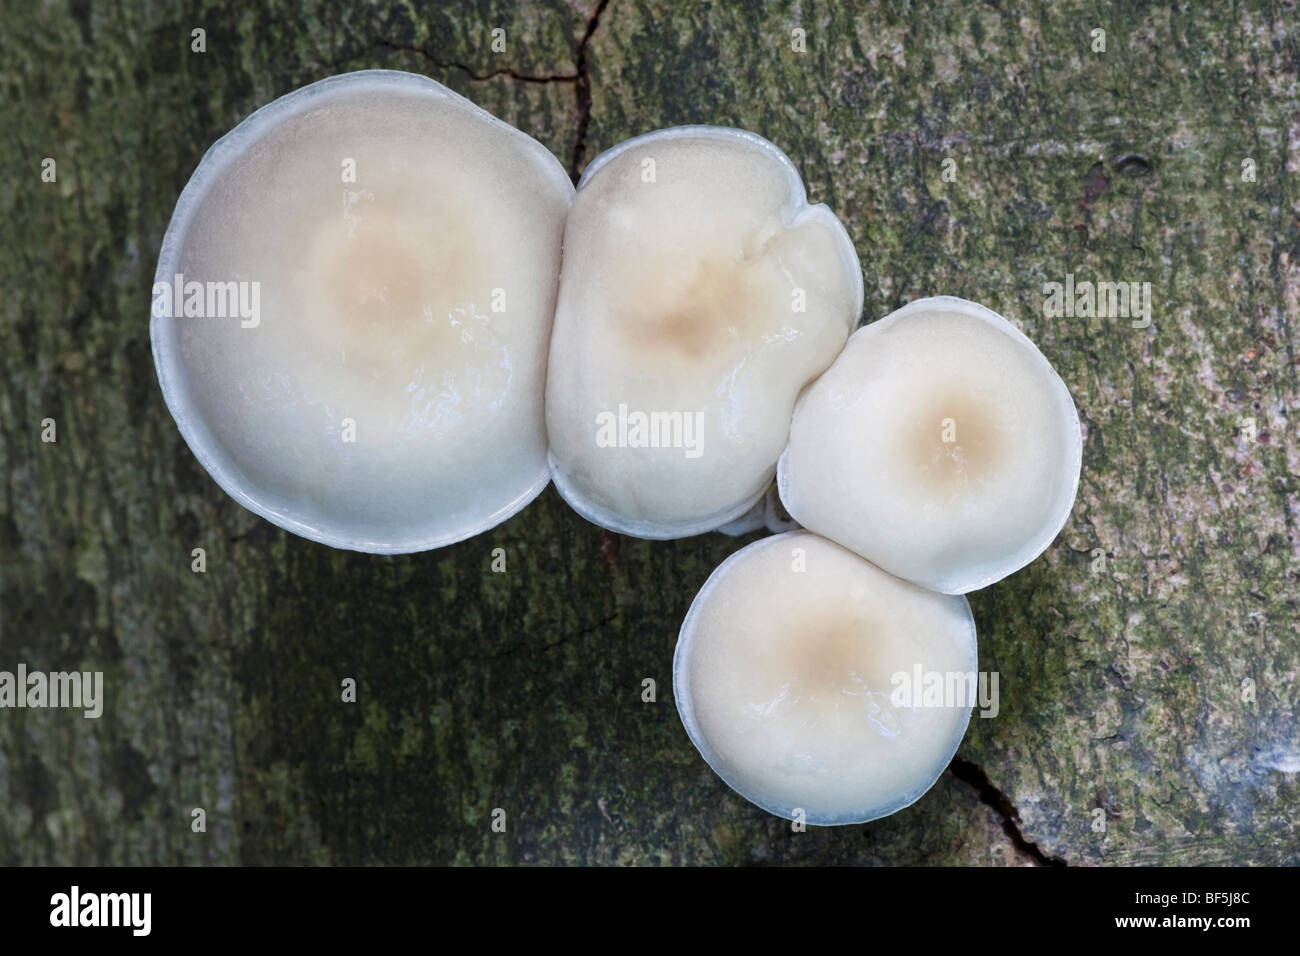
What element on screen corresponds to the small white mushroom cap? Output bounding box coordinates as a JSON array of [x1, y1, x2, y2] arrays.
[[674, 531, 977, 825], [545, 126, 863, 538], [151, 71, 573, 552], [778, 296, 1083, 593]]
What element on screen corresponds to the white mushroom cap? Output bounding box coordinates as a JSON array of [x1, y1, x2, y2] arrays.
[[151, 71, 572, 552], [674, 531, 977, 825], [545, 126, 863, 538], [778, 296, 1083, 593]]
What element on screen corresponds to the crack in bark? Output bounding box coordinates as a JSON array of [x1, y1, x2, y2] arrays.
[[367, 40, 578, 83], [948, 756, 1068, 867], [346, 2, 611, 183], [489, 613, 619, 658], [569, 0, 611, 182]]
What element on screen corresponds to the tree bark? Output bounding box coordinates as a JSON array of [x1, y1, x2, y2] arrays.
[[0, 0, 1296, 865]]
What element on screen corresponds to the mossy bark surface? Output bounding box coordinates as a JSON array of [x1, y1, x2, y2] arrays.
[[0, 0, 1296, 865]]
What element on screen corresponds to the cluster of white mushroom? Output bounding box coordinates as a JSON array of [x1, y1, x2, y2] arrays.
[[153, 71, 1082, 827]]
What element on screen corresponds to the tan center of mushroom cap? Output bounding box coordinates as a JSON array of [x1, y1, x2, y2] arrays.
[[295, 201, 497, 389], [622, 252, 781, 359], [901, 387, 1010, 500]]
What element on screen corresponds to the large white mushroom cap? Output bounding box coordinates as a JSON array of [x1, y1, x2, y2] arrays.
[[151, 71, 572, 552], [546, 126, 863, 538], [778, 296, 1083, 593], [674, 531, 978, 825]]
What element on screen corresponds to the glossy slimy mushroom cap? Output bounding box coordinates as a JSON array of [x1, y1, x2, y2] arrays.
[[778, 296, 1082, 593], [674, 531, 977, 825], [151, 70, 572, 552], [545, 126, 863, 538]]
